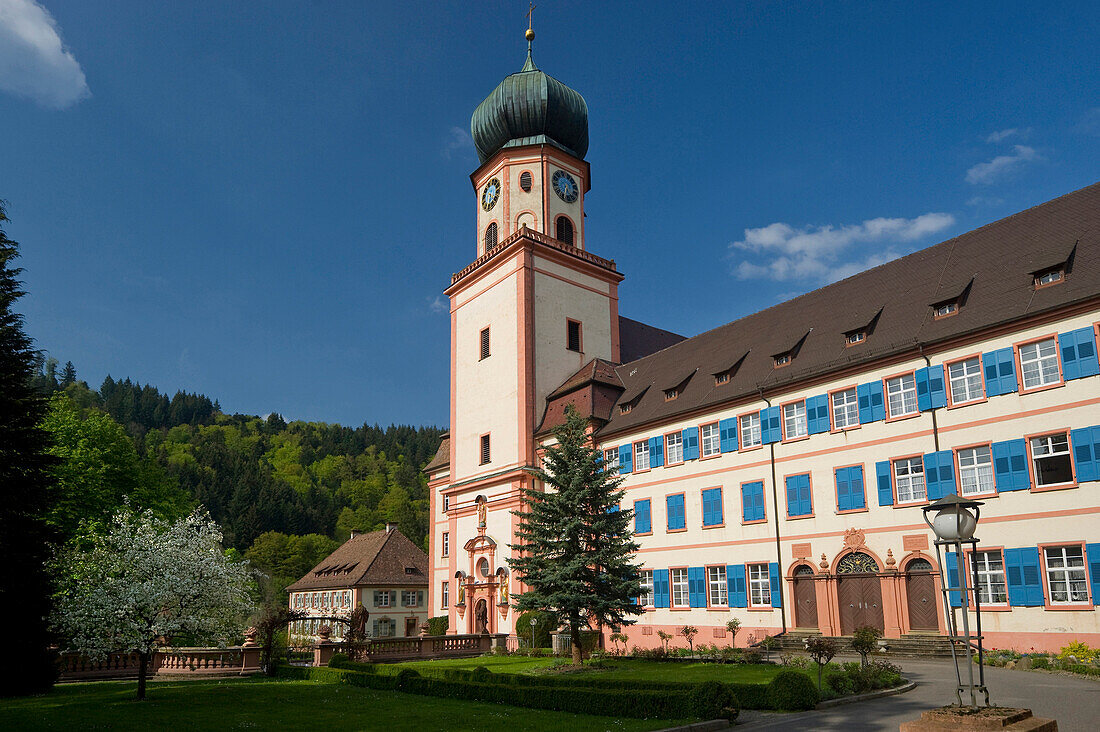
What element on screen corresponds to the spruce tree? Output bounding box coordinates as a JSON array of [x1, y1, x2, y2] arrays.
[[61, 360, 76, 386], [508, 405, 644, 665], [0, 201, 58, 694]]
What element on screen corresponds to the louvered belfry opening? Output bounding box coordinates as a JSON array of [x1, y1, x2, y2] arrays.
[[519, 170, 533, 192], [484, 222, 498, 251], [555, 216, 574, 245], [479, 327, 490, 360]]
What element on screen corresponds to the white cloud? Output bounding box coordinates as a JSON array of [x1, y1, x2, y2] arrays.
[[0, 0, 89, 109], [984, 128, 1029, 144], [965, 145, 1039, 185], [443, 126, 474, 159], [730, 212, 955, 284], [428, 295, 448, 314]]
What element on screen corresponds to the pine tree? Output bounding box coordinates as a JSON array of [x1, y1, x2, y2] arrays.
[[508, 405, 644, 665], [60, 360, 76, 386], [0, 201, 58, 694]]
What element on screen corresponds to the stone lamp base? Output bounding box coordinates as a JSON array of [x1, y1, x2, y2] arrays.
[[900, 706, 1057, 732]]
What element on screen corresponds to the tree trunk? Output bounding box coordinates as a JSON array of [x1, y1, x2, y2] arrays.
[[137, 650, 149, 701], [570, 614, 582, 667]]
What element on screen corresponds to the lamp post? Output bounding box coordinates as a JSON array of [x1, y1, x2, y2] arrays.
[[529, 616, 538, 652], [922, 495, 989, 708]]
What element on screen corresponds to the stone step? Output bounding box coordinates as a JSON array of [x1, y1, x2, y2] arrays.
[[763, 633, 957, 658]]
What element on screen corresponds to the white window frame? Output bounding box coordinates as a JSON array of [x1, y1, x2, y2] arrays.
[[670, 568, 689, 608], [442, 532, 449, 557], [402, 590, 419, 607], [441, 581, 449, 608], [1030, 432, 1073, 487], [665, 432, 683, 464], [1035, 270, 1063, 287], [1019, 337, 1060, 390], [831, 388, 859, 429], [886, 373, 918, 418], [634, 440, 651, 471], [934, 302, 958, 318], [375, 590, 391, 608], [893, 457, 926, 503], [1043, 546, 1089, 604], [948, 356, 984, 404], [958, 446, 995, 496], [640, 570, 654, 607], [739, 412, 761, 448], [700, 423, 720, 457], [442, 495, 450, 512], [748, 563, 771, 607], [970, 550, 1008, 605], [603, 448, 620, 472], [707, 566, 728, 607], [782, 401, 807, 440]]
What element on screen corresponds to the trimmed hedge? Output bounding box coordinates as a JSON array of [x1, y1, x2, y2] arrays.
[[766, 670, 820, 711]]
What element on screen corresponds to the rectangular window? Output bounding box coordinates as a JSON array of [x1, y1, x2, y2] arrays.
[[441, 582, 449, 608], [774, 353, 791, 368], [634, 498, 652, 534], [739, 412, 761, 449], [442, 495, 450, 512], [783, 401, 807, 440], [831, 388, 860, 429], [893, 457, 926, 503], [1030, 433, 1073, 487], [666, 493, 686, 531], [375, 590, 391, 608], [670, 568, 689, 607], [707, 566, 728, 607], [700, 423, 720, 457], [785, 473, 812, 517], [567, 319, 582, 352], [715, 372, 731, 385], [480, 434, 491, 465], [948, 356, 984, 404], [970, 551, 1007, 605], [634, 440, 651, 471], [640, 570, 654, 607], [748, 564, 771, 607], [934, 301, 958, 318], [1035, 269, 1064, 287], [741, 481, 766, 522], [442, 532, 449, 557], [701, 487, 723, 527], [603, 448, 620, 472], [958, 446, 995, 496], [665, 431, 683, 463], [886, 373, 918, 417], [479, 327, 490, 360], [1044, 546, 1089, 604], [402, 590, 419, 607], [1019, 337, 1060, 390]]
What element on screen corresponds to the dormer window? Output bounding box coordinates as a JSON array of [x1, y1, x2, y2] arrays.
[[620, 403, 633, 414], [774, 353, 791, 368], [933, 301, 959, 319], [1034, 268, 1064, 288], [714, 372, 731, 386], [845, 331, 866, 346], [664, 388, 679, 401]]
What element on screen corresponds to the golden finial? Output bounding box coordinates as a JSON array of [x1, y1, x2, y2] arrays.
[[525, 2, 537, 42]]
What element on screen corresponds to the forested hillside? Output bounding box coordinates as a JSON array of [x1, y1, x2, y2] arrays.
[[33, 358, 444, 600]]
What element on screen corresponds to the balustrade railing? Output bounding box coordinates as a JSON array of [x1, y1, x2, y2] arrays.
[[57, 646, 261, 681]]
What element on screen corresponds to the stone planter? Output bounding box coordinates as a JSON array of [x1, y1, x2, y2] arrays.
[[900, 706, 1057, 732]]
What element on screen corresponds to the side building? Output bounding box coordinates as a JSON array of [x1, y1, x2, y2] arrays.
[[287, 524, 428, 641]]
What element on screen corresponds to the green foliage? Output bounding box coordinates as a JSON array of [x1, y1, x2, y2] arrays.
[[1058, 641, 1097, 664], [515, 610, 555, 648], [766, 670, 820, 711], [689, 681, 739, 721], [851, 625, 882, 666], [679, 625, 699, 656], [427, 616, 449, 636], [245, 531, 340, 603], [725, 617, 741, 646], [509, 406, 644, 662]]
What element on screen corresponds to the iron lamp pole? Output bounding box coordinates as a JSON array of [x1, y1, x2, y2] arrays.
[[922, 495, 989, 708], [529, 616, 538, 651]]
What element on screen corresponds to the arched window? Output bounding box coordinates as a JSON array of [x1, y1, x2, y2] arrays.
[[483, 222, 498, 251], [837, 552, 880, 574], [519, 171, 533, 192], [555, 216, 574, 245], [794, 564, 815, 577]]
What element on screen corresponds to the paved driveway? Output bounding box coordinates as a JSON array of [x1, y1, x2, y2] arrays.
[[737, 657, 1100, 731]]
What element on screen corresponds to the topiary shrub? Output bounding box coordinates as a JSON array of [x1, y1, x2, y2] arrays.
[[427, 616, 449, 636], [766, 670, 820, 711], [690, 681, 739, 720], [395, 668, 421, 689], [469, 665, 493, 682], [327, 652, 349, 667]]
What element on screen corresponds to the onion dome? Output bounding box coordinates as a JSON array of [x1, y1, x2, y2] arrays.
[[470, 41, 589, 164]]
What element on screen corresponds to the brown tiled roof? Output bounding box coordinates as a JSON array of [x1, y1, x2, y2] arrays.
[[596, 182, 1100, 438], [537, 358, 625, 434], [285, 528, 427, 591], [423, 433, 450, 472], [618, 316, 686, 363]]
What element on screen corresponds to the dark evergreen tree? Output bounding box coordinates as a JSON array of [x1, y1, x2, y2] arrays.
[[60, 360, 76, 386], [0, 201, 58, 694], [508, 405, 644, 665]]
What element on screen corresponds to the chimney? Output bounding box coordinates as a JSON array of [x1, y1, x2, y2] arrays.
[[385, 522, 398, 533], [350, 529, 362, 539]]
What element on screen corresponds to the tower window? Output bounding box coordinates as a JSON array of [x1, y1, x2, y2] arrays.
[[483, 222, 498, 252], [567, 319, 582, 352], [480, 327, 490, 360], [480, 434, 491, 465], [519, 171, 533, 192], [555, 216, 574, 246]]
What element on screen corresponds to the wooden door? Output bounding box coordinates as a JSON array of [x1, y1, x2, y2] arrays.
[[793, 576, 818, 628], [838, 576, 884, 634], [405, 617, 419, 637], [906, 570, 938, 630], [860, 576, 885, 632]]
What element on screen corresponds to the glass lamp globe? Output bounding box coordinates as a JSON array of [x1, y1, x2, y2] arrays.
[[932, 504, 978, 541]]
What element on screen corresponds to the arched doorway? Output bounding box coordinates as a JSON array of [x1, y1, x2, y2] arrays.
[[474, 598, 489, 634], [793, 565, 818, 629], [905, 558, 938, 631], [836, 551, 884, 634]]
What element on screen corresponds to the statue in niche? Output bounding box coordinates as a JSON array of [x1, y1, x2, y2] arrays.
[[498, 574, 509, 605], [475, 599, 488, 634], [477, 499, 487, 528], [456, 580, 465, 606]]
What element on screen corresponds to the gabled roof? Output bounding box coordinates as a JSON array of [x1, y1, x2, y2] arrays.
[[286, 528, 427, 592], [618, 316, 686, 363], [423, 433, 450, 473], [596, 181, 1100, 438]]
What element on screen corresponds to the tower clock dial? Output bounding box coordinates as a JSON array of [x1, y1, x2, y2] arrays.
[[551, 170, 578, 203], [481, 178, 501, 212]]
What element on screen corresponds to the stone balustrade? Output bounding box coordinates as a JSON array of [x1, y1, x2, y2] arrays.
[[330, 633, 505, 665], [58, 646, 261, 681]]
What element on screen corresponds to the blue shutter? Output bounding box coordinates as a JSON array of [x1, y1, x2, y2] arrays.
[[938, 450, 956, 496], [1072, 427, 1100, 484], [928, 365, 947, 409], [650, 436, 664, 468], [836, 467, 851, 511], [719, 418, 738, 453], [743, 481, 765, 522], [786, 474, 811, 516], [667, 494, 686, 530], [619, 444, 632, 474], [807, 394, 830, 434], [801, 474, 813, 515], [785, 475, 798, 516], [924, 450, 956, 500], [1086, 544, 1100, 606], [983, 347, 1018, 397], [769, 562, 782, 607], [849, 465, 866, 509], [1005, 548, 1044, 607], [702, 487, 723, 526], [753, 482, 766, 521], [761, 406, 782, 444], [634, 499, 651, 534], [869, 381, 886, 421], [945, 551, 962, 607], [857, 383, 873, 425], [683, 427, 699, 460], [688, 567, 706, 607], [741, 483, 753, 522], [728, 565, 747, 608], [653, 569, 670, 608], [916, 366, 932, 411], [992, 439, 1030, 492], [1059, 328, 1098, 381], [876, 460, 893, 506]]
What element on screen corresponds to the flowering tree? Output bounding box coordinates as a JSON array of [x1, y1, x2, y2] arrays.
[[51, 509, 255, 699]]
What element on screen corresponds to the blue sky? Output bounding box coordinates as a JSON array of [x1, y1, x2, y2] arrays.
[[1, 1, 1097, 427]]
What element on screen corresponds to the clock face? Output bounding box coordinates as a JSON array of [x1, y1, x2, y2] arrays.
[[481, 178, 501, 212], [552, 170, 579, 203]]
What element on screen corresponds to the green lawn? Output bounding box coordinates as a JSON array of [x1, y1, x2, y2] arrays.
[[0, 677, 684, 731]]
